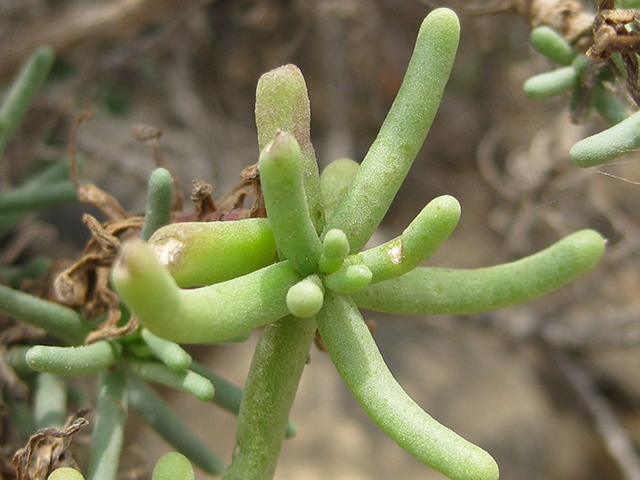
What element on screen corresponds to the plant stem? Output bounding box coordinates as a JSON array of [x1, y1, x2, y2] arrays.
[[222, 315, 315, 480], [126, 373, 225, 476], [4, 393, 36, 438], [2, 255, 52, 288], [0, 158, 84, 239], [316, 292, 499, 480], [34, 372, 67, 428], [190, 361, 298, 439], [0, 284, 89, 345], [324, 8, 460, 252], [592, 82, 628, 126], [87, 368, 128, 480]]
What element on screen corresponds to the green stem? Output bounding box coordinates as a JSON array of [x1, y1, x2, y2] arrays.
[[4, 393, 36, 438], [0, 158, 84, 238], [324, 8, 459, 252], [26, 341, 120, 376], [34, 372, 67, 428], [316, 292, 499, 480], [0, 46, 55, 155], [259, 131, 323, 275], [0, 212, 26, 239], [2, 255, 52, 289], [23, 156, 86, 187], [87, 368, 128, 480], [127, 373, 225, 476], [222, 315, 316, 480], [190, 362, 298, 439], [0, 284, 89, 345], [353, 229, 605, 315], [255, 64, 323, 232], [592, 81, 629, 126], [112, 239, 302, 343], [141, 167, 174, 241], [5, 345, 34, 377]]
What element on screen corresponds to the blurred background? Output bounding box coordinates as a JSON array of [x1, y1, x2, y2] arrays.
[[3, 0, 640, 479]]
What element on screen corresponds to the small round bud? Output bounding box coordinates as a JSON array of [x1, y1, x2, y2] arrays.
[[286, 277, 324, 318], [322, 229, 350, 262], [47, 468, 85, 480]]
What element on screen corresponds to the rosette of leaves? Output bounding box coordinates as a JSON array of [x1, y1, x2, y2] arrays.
[[109, 8, 605, 480], [522, 0, 640, 167]]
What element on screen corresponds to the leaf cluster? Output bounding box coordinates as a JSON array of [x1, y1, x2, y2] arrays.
[[0, 9, 608, 480]]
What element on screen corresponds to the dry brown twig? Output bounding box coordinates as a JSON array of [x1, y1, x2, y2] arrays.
[[585, 0, 640, 106], [54, 112, 143, 343], [13, 415, 89, 480]]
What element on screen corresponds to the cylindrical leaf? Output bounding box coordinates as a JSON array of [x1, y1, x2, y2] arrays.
[[316, 292, 499, 480], [338, 195, 460, 284], [112, 239, 302, 343], [259, 132, 323, 275], [324, 8, 460, 252], [570, 109, 640, 167], [0, 284, 89, 345], [354, 229, 605, 314], [141, 168, 174, 241], [255, 64, 324, 232], [149, 218, 277, 288], [530, 26, 577, 65], [26, 342, 120, 376]]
